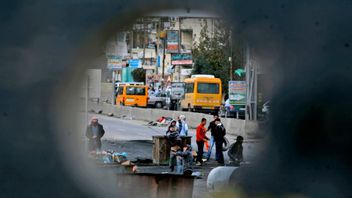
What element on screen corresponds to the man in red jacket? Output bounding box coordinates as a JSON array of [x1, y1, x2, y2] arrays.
[[196, 118, 209, 166]]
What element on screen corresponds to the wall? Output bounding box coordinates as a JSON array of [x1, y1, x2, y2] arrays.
[[180, 18, 217, 46], [88, 102, 258, 138]]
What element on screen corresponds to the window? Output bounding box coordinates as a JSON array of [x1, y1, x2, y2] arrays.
[[197, 83, 219, 94], [126, 87, 135, 95], [134, 87, 146, 95], [118, 86, 124, 95], [185, 83, 194, 93], [126, 87, 146, 95], [172, 82, 184, 88]]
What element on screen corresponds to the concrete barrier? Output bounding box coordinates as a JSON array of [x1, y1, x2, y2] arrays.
[[101, 82, 114, 103], [207, 167, 238, 192], [88, 102, 257, 138]]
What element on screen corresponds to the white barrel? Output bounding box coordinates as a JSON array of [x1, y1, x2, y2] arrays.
[[207, 166, 238, 192]]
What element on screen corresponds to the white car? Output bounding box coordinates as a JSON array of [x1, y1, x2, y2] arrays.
[[147, 93, 169, 108]]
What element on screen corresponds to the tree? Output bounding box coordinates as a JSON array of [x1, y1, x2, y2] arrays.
[[131, 68, 146, 83], [192, 19, 243, 93]]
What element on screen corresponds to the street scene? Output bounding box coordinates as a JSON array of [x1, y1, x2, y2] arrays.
[[81, 9, 269, 198], [97, 10, 270, 120], [3, 1, 352, 198], [84, 113, 263, 197]]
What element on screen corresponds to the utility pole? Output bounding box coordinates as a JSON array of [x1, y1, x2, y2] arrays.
[[85, 74, 89, 126], [229, 29, 233, 81], [229, 56, 232, 80], [130, 30, 134, 50], [142, 18, 147, 65], [178, 17, 182, 82], [155, 20, 160, 75], [112, 70, 116, 105], [245, 45, 250, 121], [245, 45, 258, 121], [254, 61, 258, 121], [162, 38, 166, 79], [160, 30, 166, 86]]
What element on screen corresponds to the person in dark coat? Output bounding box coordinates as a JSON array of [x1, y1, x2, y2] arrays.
[[206, 114, 219, 161], [86, 116, 105, 151], [228, 136, 244, 166], [213, 118, 226, 165]]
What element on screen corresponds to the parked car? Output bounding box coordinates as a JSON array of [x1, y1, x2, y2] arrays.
[[147, 92, 170, 108], [169, 82, 185, 110]]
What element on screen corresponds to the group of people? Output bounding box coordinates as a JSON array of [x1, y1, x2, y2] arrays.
[[166, 113, 244, 174], [195, 114, 244, 166], [196, 115, 226, 165], [166, 115, 189, 136], [85, 114, 244, 174]]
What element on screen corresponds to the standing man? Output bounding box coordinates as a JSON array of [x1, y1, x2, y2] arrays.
[[177, 115, 189, 136], [86, 116, 105, 152], [214, 118, 226, 165], [196, 118, 208, 166], [176, 116, 183, 134], [206, 114, 219, 161]]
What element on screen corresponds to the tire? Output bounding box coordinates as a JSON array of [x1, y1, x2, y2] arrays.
[[155, 102, 163, 108], [222, 137, 230, 151]]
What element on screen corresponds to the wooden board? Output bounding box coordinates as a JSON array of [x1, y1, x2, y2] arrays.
[[152, 136, 192, 165]]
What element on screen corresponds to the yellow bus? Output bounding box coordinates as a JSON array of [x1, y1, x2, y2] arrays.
[[180, 75, 222, 113], [116, 85, 148, 107]]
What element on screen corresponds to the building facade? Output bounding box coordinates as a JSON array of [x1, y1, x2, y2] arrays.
[[106, 15, 220, 88]]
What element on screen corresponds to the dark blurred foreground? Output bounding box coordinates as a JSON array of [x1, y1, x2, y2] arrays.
[[0, 0, 352, 197]]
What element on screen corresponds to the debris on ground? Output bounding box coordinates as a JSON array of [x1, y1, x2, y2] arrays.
[[147, 116, 173, 127], [89, 150, 129, 164], [107, 113, 114, 117]]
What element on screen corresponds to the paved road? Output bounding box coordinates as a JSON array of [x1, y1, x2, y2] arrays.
[[95, 114, 166, 141]]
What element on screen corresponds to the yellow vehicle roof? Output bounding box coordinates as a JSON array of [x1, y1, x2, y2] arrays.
[[122, 85, 147, 88], [184, 77, 221, 83]]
